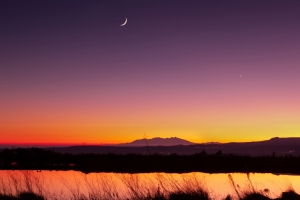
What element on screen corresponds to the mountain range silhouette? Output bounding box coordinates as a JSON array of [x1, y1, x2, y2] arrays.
[[46, 137, 300, 156], [118, 137, 194, 146]]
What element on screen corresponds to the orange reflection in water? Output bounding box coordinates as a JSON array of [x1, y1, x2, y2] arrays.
[[0, 171, 299, 199]]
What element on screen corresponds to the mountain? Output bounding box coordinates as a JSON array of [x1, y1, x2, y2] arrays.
[[262, 137, 300, 145], [47, 137, 300, 156], [118, 137, 194, 146]]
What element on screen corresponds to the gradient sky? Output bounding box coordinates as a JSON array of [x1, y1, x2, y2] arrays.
[[1, 1, 300, 145]]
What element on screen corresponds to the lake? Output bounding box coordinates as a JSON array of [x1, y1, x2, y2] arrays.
[[0, 170, 299, 199]]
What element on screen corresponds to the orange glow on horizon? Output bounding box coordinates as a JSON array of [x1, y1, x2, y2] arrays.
[[1, 81, 299, 145], [1, 121, 300, 145]]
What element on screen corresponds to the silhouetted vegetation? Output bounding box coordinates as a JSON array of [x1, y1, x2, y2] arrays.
[[1, 189, 300, 200], [0, 170, 300, 199], [0, 192, 44, 200], [1, 148, 300, 174], [276, 190, 300, 200], [169, 191, 209, 200]]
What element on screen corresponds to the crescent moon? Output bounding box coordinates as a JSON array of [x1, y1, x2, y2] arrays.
[[120, 18, 127, 26]]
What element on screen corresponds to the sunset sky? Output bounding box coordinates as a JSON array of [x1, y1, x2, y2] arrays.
[[1, 1, 300, 145]]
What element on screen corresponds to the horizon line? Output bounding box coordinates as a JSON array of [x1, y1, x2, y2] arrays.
[[0, 136, 293, 147]]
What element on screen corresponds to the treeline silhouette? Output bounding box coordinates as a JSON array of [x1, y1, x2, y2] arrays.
[[0, 148, 300, 174]]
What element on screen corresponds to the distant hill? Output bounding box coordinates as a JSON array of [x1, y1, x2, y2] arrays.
[[47, 137, 300, 156], [118, 137, 194, 146], [262, 137, 300, 146]]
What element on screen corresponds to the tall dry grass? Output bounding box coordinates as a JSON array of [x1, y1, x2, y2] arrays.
[[0, 171, 300, 200]]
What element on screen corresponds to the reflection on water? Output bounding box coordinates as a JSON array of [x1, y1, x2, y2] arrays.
[[0, 170, 299, 199]]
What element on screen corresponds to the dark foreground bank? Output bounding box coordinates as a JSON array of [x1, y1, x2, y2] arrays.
[[1, 190, 300, 200], [0, 148, 300, 174]]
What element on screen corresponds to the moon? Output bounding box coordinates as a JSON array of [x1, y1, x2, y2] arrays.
[[120, 18, 127, 26]]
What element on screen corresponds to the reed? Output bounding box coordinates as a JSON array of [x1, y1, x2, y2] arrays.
[[0, 171, 300, 200]]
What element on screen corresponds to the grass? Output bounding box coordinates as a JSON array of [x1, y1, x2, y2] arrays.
[[0, 192, 44, 200], [0, 171, 300, 200], [276, 190, 300, 200]]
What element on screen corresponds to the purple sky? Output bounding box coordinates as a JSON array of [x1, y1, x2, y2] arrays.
[[1, 1, 300, 144]]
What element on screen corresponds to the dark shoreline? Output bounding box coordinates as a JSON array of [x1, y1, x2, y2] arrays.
[[1, 148, 300, 174], [1, 167, 300, 176]]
